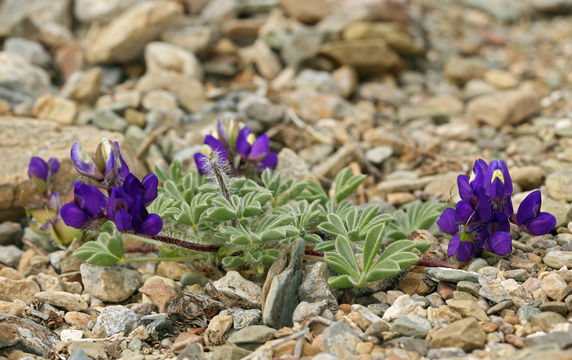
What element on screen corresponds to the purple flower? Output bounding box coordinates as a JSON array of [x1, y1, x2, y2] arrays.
[[236, 127, 277, 170], [61, 183, 107, 228], [71, 139, 129, 187], [107, 173, 162, 236], [515, 190, 556, 236], [483, 160, 513, 219], [194, 135, 229, 175], [28, 157, 59, 192], [437, 207, 478, 262]]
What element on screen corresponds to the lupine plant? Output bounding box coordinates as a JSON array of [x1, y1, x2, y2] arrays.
[[437, 159, 556, 263], [47, 126, 430, 288]]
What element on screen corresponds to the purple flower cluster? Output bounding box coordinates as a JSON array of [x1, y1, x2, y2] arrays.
[[194, 120, 277, 176], [437, 159, 556, 262], [61, 140, 162, 236], [28, 156, 59, 194]]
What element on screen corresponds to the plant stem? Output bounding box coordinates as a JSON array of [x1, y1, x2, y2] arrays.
[[120, 256, 198, 263], [126, 233, 222, 252], [416, 259, 454, 267], [125, 246, 158, 253]]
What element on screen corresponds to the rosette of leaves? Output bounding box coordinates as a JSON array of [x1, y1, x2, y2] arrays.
[[385, 200, 443, 241]]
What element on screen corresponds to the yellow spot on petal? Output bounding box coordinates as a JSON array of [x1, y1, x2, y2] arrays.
[[469, 170, 476, 182], [491, 169, 504, 184], [247, 133, 256, 145], [201, 145, 212, 155]]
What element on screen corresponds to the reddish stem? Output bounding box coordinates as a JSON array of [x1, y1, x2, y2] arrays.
[[416, 259, 454, 268], [125, 246, 158, 253], [305, 249, 324, 257], [149, 235, 222, 252]]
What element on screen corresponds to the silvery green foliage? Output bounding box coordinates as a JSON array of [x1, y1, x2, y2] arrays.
[[385, 200, 444, 241], [74, 221, 124, 266], [85, 162, 429, 286]]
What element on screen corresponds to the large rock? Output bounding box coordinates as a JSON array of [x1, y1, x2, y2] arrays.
[[84, 1, 183, 64], [0, 313, 59, 356], [546, 168, 572, 201], [320, 39, 401, 75], [80, 263, 142, 303], [343, 21, 423, 55], [467, 89, 539, 128], [0, 52, 51, 106], [0, 117, 144, 221]]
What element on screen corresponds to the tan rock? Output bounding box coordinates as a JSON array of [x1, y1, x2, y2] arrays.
[[430, 317, 486, 351], [84, 1, 183, 63], [157, 262, 193, 281], [204, 315, 233, 346], [34, 291, 88, 311], [444, 56, 486, 85], [0, 117, 144, 221], [138, 277, 179, 313], [280, 0, 330, 24], [33, 93, 78, 125], [511, 166, 543, 190], [343, 21, 423, 55], [445, 299, 489, 322], [467, 89, 540, 128], [61, 68, 102, 103], [320, 39, 401, 75], [252, 40, 282, 80], [484, 69, 518, 89], [137, 72, 207, 113], [0, 300, 27, 316], [145, 41, 203, 81], [0, 277, 41, 304]]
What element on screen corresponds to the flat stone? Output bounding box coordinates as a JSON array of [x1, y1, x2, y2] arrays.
[[95, 305, 139, 336], [229, 308, 261, 330], [390, 314, 432, 338], [446, 299, 489, 321], [138, 277, 179, 313], [524, 332, 572, 349], [84, 1, 183, 63], [0, 313, 59, 356], [0, 52, 50, 105], [543, 251, 572, 269], [33, 93, 78, 125], [0, 277, 40, 303], [528, 311, 567, 332], [425, 267, 479, 283], [479, 276, 511, 303], [467, 89, 539, 128], [320, 39, 401, 75], [33, 291, 88, 311], [430, 317, 486, 352], [228, 325, 276, 347], [321, 321, 361, 360], [382, 294, 425, 322], [546, 169, 572, 201], [212, 271, 262, 309], [541, 273, 567, 300], [208, 344, 251, 360], [487, 300, 514, 315], [539, 301, 568, 315], [80, 263, 142, 303], [263, 238, 305, 328], [0, 245, 24, 267]]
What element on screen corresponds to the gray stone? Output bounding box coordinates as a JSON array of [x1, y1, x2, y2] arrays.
[[427, 347, 466, 359], [546, 169, 572, 201], [479, 276, 511, 303], [0, 221, 22, 246], [487, 300, 514, 315], [523, 332, 572, 349], [92, 109, 128, 132], [461, 0, 528, 22], [280, 27, 323, 68], [230, 308, 261, 330], [295, 69, 340, 94], [504, 269, 529, 282], [292, 300, 328, 323], [299, 261, 337, 310], [68, 349, 91, 360], [208, 344, 251, 360], [263, 238, 304, 328], [0, 52, 50, 105], [238, 96, 284, 124], [95, 305, 139, 336], [390, 314, 432, 338], [517, 305, 541, 323], [543, 250, 572, 269], [4, 38, 51, 68], [397, 95, 463, 123], [0, 313, 59, 356], [457, 280, 481, 297], [0, 245, 23, 267], [466, 258, 489, 273], [321, 321, 361, 360], [228, 325, 276, 348], [80, 263, 142, 302], [425, 267, 479, 283], [212, 271, 262, 309], [142, 313, 173, 339], [539, 301, 568, 315], [365, 146, 393, 164]]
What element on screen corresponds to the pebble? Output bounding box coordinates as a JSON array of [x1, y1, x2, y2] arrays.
[[540, 273, 567, 300], [212, 271, 261, 309], [33, 291, 88, 311], [0, 277, 41, 303], [321, 321, 361, 360], [238, 95, 285, 124], [543, 250, 572, 269], [0, 222, 22, 246], [204, 314, 234, 346], [80, 263, 142, 302], [92, 108, 128, 132], [0, 313, 60, 356], [425, 267, 480, 283], [430, 317, 486, 352], [299, 262, 337, 309], [0, 245, 24, 267], [138, 277, 179, 313], [479, 276, 511, 303], [546, 169, 572, 201], [467, 89, 539, 128], [228, 308, 262, 330], [95, 305, 140, 336], [228, 325, 276, 347], [390, 313, 432, 338], [382, 294, 425, 322], [60, 329, 84, 343]]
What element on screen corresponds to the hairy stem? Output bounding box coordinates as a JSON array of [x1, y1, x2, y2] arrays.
[[127, 233, 222, 252], [416, 259, 454, 267]]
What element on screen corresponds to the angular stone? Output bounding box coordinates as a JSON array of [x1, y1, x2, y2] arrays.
[[0, 277, 40, 303], [33, 93, 78, 125], [321, 321, 361, 360], [145, 41, 203, 81], [390, 314, 432, 338], [33, 291, 88, 311], [85, 1, 183, 63], [263, 238, 304, 328], [0, 313, 59, 356], [425, 267, 479, 283], [467, 89, 539, 128], [528, 311, 567, 333], [0, 52, 50, 105], [382, 294, 425, 322], [541, 273, 567, 300], [95, 305, 139, 336], [136, 71, 206, 113], [212, 271, 262, 309], [430, 317, 486, 352], [479, 276, 510, 303], [80, 263, 142, 303], [138, 277, 179, 313], [228, 325, 276, 348], [445, 299, 489, 322], [320, 39, 401, 75], [61, 68, 102, 103]]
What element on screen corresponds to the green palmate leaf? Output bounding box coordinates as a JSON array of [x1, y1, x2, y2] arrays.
[[362, 224, 385, 273], [334, 235, 359, 273], [365, 259, 402, 282], [74, 225, 124, 266], [222, 256, 245, 268], [207, 206, 236, 221], [328, 274, 359, 288], [386, 200, 444, 240], [334, 167, 367, 203], [324, 253, 360, 279]]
